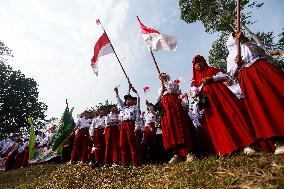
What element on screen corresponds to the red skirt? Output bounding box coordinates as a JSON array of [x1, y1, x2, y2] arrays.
[[238, 59, 284, 139], [104, 126, 120, 164], [161, 94, 193, 151], [201, 82, 256, 156]]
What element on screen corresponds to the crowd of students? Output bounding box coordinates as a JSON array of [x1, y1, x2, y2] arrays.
[[67, 32, 284, 167], [1, 32, 283, 170]]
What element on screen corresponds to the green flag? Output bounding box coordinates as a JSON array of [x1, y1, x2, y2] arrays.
[[51, 106, 74, 151], [28, 116, 35, 160]]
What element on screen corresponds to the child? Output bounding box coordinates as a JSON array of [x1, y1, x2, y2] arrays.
[[90, 108, 106, 166], [227, 32, 284, 154], [115, 86, 139, 166], [104, 105, 121, 165], [68, 111, 92, 164], [158, 73, 194, 163], [190, 55, 256, 156], [142, 101, 157, 162]]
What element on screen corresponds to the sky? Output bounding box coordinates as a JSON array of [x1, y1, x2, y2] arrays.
[[0, 0, 283, 120]]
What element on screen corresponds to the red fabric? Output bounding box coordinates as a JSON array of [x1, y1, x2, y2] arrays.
[[193, 124, 215, 157], [191, 55, 256, 156], [70, 127, 90, 162], [191, 55, 220, 88], [120, 121, 138, 166], [104, 126, 120, 164], [255, 139, 275, 153], [21, 147, 29, 167], [160, 94, 193, 152], [13, 151, 24, 169], [91, 32, 111, 66], [238, 59, 284, 139], [202, 83, 256, 155], [136, 16, 160, 34], [94, 128, 105, 163], [143, 123, 157, 160]]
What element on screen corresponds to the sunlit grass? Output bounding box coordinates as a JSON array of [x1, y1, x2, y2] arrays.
[[0, 153, 283, 189]]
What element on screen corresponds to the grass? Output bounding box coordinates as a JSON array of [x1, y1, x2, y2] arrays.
[[0, 153, 283, 189]]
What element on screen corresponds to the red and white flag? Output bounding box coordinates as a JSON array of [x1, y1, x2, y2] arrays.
[[143, 86, 150, 94], [91, 32, 114, 76], [137, 16, 177, 51]]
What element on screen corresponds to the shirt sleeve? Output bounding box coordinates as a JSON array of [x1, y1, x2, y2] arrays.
[[89, 119, 95, 137], [116, 94, 124, 110], [213, 71, 227, 82]]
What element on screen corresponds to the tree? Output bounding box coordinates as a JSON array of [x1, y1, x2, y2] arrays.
[[208, 33, 229, 72], [179, 0, 267, 50], [208, 31, 284, 71], [0, 40, 48, 138]]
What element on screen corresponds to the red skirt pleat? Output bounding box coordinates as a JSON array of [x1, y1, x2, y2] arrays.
[[161, 94, 193, 151], [238, 59, 284, 139], [201, 82, 256, 156]]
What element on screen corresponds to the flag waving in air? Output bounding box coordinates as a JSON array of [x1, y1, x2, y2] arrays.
[[137, 16, 177, 51], [91, 31, 114, 76]]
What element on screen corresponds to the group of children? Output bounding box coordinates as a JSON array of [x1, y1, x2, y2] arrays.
[[67, 31, 284, 167], [1, 31, 283, 170], [68, 89, 167, 167]]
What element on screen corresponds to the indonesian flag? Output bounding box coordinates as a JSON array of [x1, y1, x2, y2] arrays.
[[91, 32, 114, 76], [137, 16, 177, 51], [143, 86, 150, 94]]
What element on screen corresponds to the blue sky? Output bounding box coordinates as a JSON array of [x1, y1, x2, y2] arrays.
[[0, 0, 283, 119]]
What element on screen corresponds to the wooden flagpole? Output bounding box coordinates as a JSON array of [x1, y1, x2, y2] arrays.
[[97, 20, 132, 86], [136, 16, 162, 76], [150, 50, 161, 75], [233, 0, 242, 77]]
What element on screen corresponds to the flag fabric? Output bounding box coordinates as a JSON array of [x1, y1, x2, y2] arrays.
[[52, 106, 74, 152], [137, 16, 177, 51], [91, 32, 114, 76], [28, 116, 35, 160], [96, 19, 101, 25], [174, 79, 180, 85], [182, 93, 189, 100], [143, 86, 150, 93]]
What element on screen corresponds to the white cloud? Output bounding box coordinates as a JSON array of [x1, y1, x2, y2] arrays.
[[0, 0, 282, 120]]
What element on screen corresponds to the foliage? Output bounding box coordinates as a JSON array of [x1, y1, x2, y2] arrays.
[[81, 100, 118, 119], [179, 0, 263, 33], [0, 41, 47, 138], [208, 30, 284, 71], [208, 33, 229, 71], [0, 154, 283, 188]]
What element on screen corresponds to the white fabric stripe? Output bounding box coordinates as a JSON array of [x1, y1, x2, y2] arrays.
[[142, 33, 177, 51], [98, 43, 113, 58]]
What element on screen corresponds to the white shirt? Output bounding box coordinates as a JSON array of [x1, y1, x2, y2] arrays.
[[116, 94, 139, 121], [89, 116, 106, 136], [144, 111, 156, 126], [227, 80, 244, 99], [157, 80, 179, 100], [77, 117, 92, 129], [135, 115, 144, 130], [226, 34, 271, 76], [190, 72, 227, 96], [156, 127, 162, 135], [105, 112, 120, 127]]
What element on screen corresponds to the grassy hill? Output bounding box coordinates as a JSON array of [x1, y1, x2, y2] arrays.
[[0, 154, 283, 189]]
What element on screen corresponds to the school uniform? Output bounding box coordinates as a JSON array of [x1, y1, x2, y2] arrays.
[[70, 117, 91, 162], [104, 112, 120, 164], [90, 116, 106, 164], [142, 110, 157, 162], [227, 35, 284, 144], [117, 94, 139, 166], [157, 79, 193, 158]]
